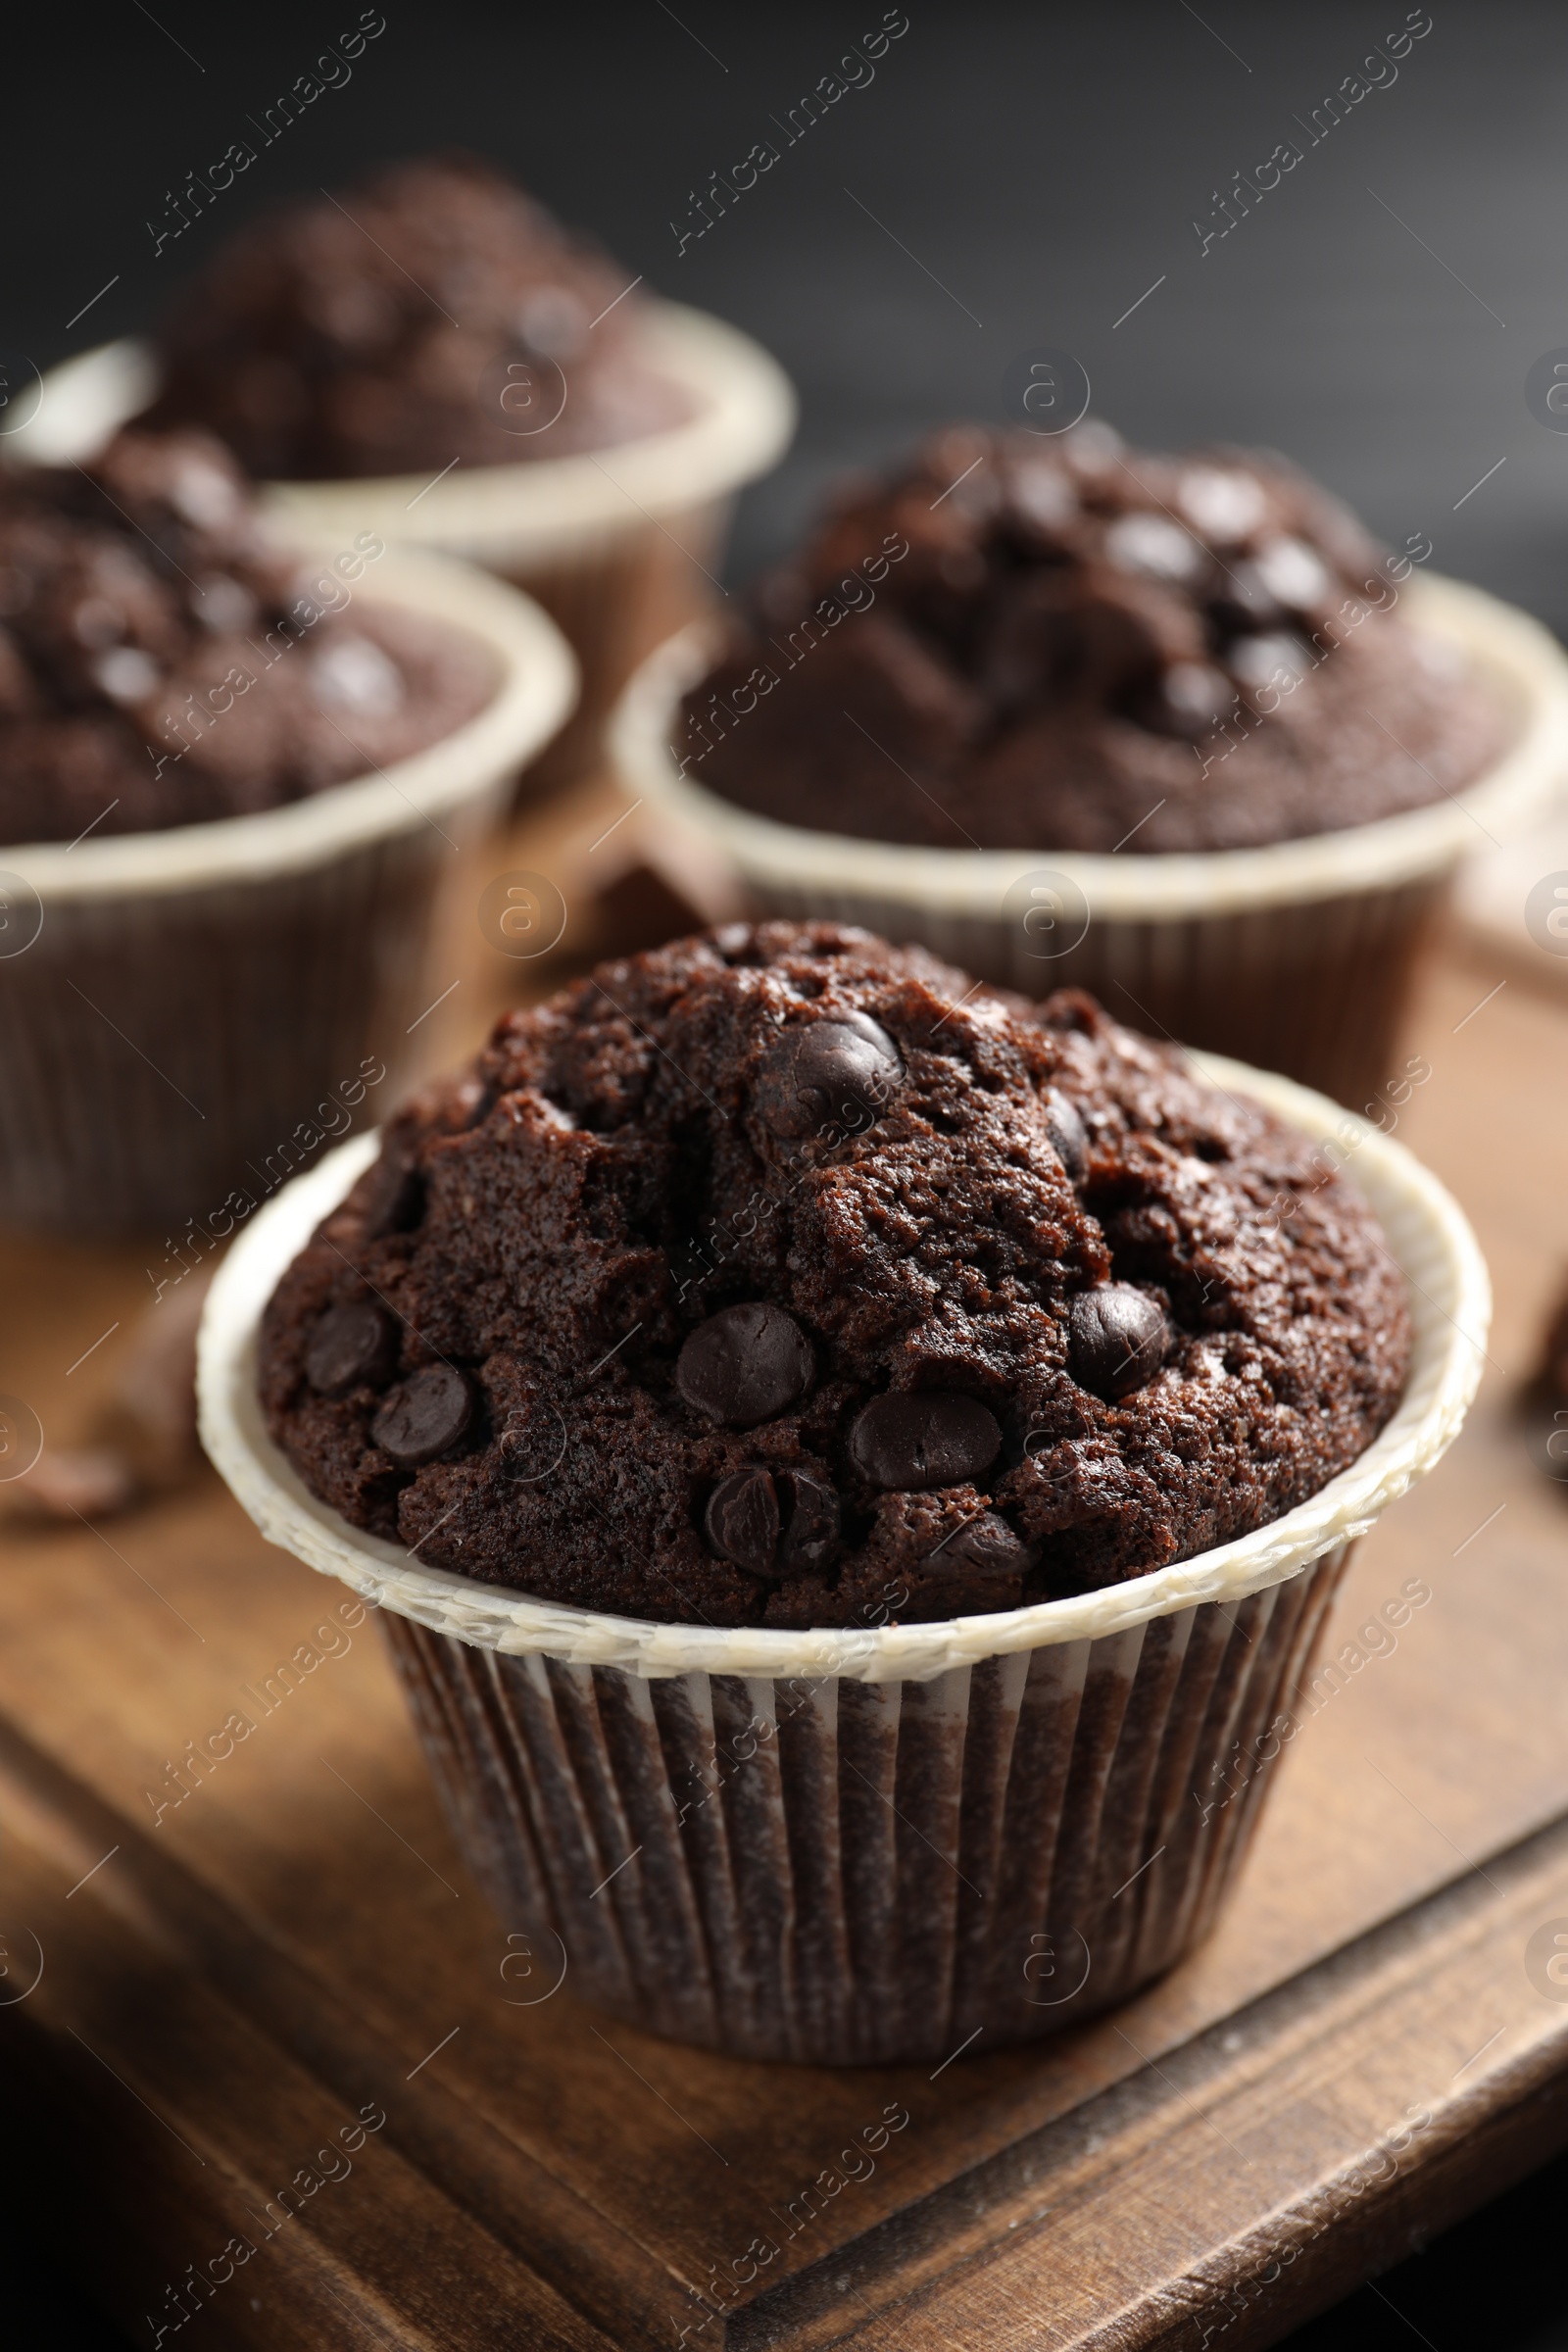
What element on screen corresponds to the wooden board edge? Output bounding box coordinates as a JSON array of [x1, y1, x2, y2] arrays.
[[729, 1808, 1568, 2347]]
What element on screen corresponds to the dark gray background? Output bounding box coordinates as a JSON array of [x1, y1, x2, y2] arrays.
[[5, 3, 1568, 2344], [12, 0, 1568, 621]]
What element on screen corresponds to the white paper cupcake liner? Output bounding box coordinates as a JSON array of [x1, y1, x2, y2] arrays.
[[1453, 814, 1568, 995], [611, 574, 1568, 1105], [27, 305, 796, 794], [0, 552, 576, 1232], [198, 1056, 1487, 2062]]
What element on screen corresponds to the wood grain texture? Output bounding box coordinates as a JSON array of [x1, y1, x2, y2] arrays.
[[1, 890, 1566, 2351]]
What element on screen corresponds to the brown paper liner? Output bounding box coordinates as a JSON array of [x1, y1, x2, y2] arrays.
[[740, 873, 1440, 1111], [0, 552, 575, 1237], [0, 817, 485, 1235], [379, 1544, 1350, 2065], [496, 501, 727, 805], [612, 574, 1568, 1111], [630, 805, 1445, 1109]]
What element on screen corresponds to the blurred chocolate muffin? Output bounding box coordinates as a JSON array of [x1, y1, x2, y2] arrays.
[[140, 154, 692, 480], [677, 421, 1507, 852], [0, 426, 495, 843], [1528, 1281, 1568, 1402], [259, 922, 1411, 1627], [1522, 1277, 1568, 1487]]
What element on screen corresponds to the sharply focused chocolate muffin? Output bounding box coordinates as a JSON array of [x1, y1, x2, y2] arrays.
[[677, 421, 1507, 852], [260, 923, 1411, 1627], [140, 154, 692, 480], [0, 425, 496, 843]]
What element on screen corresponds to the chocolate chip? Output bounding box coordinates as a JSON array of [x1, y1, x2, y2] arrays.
[[1072, 575, 1207, 696], [705, 1469, 780, 1577], [675, 1303, 813, 1428], [372, 1363, 475, 1466], [362, 1151, 424, 1239], [911, 1505, 1034, 1599], [1210, 561, 1287, 634], [906, 1508, 1033, 1614], [305, 1300, 399, 1397], [1251, 535, 1333, 616], [1069, 1285, 1169, 1400], [849, 1393, 1002, 1492], [1212, 541, 1335, 635], [1044, 1093, 1088, 1180], [757, 1013, 903, 1142], [1141, 660, 1234, 741], [923, 1510, 1033, 1577], [777, 1470, 840, 1573]]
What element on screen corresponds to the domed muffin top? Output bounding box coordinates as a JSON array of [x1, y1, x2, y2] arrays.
[[141, 154, 691, 480], [677, 421, 1506, 854], [0, 425, 494, 846], [259, 924, 1412, 1626]]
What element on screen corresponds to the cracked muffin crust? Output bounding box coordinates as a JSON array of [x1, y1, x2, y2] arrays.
[[259, 923, 1412, 1625]]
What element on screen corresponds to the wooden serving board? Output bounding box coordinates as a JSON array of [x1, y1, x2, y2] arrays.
[[3, 799, 1568, 2351]]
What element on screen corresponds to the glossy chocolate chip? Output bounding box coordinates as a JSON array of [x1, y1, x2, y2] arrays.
[[305, 1300, 399, 1397], [757, 1013, 903, 1142], [938, 1510, 1033, 1573], [1069, 1285, 1169, 1400], [705, 1469, 780, 1578], [849, 1393, 1003, 1492], [675, 1303, 813, 1428], [372, 1363, 475, 1466], [777, 1470, 841, 1573], [362, 1151, 424, 1239], [1044, 1093, 1088, 1180], [1142, 660, 1233, 741]]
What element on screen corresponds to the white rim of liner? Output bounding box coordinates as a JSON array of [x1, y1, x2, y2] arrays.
[[198, 1054, 1489, 1684], [610, 572, 1568, 919], [22, 303, 798, 564], [0, 549, 578, 902]]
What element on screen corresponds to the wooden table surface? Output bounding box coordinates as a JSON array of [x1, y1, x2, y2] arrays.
[[2, 794, 1567, 2352]]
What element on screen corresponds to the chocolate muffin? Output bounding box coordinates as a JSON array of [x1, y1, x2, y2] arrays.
[[1527, 1284, 1568, 1397], [0, 425, 496, 844], [259, 923, 1411, 1627], [678, 421, 1507, 852], [1522, 1275, 1568, 1480], [140, 154, 692, 481]]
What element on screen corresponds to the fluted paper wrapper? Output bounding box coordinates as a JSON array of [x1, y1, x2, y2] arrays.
[[0, 554, 575, 1233], [380, 1546, 1348, 2061], [28, 306, 795, 797], [612, 576, 1568, 1107], [482, 503, 730, 799], [199, 1060, 1488, 2065]]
